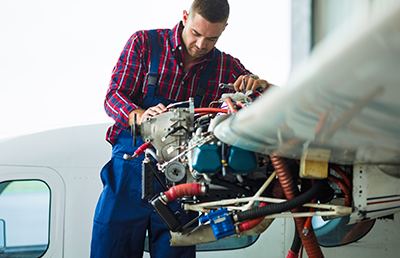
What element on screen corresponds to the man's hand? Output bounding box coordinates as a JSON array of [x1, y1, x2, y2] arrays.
[[129, 103, 168, 125], [232, 75, 272, 93]]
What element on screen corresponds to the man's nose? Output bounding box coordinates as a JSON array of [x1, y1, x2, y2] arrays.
[[196, 37, 206, 50]]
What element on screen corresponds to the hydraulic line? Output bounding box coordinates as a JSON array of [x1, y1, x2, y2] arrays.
[[194, 108, 228, 114], [234, 178, 326, 223], [123, 142, 153, 160], [271, 155, 324, 258], [163, 183, 207, 202]]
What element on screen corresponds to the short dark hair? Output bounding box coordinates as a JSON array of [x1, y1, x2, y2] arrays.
[[189, 0, 230, 23]]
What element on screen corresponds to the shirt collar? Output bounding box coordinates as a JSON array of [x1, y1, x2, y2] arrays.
[[169, 21, 217, 62]]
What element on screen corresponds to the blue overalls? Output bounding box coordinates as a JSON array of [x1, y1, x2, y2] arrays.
[[91, 30, 220, 258]]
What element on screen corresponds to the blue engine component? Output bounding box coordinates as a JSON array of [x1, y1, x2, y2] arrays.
[[192, 145, 258, 175], [228, 146, 257, 174], [199, 208, 235, 240], [191, 145, 221, 174]]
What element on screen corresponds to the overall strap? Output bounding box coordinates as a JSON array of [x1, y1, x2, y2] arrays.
[[194, 49, 221, 107], [146, 29, 160, 97]]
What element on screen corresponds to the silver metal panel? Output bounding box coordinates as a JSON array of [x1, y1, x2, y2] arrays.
[[214, 1, 400, 165]]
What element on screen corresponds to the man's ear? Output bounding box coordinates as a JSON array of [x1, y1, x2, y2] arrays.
[[183, 10, 189, 26]]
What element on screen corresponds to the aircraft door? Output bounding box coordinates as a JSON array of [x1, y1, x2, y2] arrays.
[[0, 165, 65, 258]]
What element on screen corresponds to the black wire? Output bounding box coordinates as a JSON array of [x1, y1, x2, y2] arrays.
[[290, 222, 302, 253], [160, 138, 180, 161], [235, 179, 328, 222], [162, 126, 188, 141]]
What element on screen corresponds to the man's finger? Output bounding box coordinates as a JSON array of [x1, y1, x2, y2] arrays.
[[233, 75, 244, 92], [245, 78, 256, 92]]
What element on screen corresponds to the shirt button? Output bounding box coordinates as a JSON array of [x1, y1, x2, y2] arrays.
[[181, 81, 184, 85], [180, 62, 183, 66], [178, 46, 182, 51]]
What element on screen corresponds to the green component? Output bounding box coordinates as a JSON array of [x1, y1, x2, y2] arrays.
[[192, 145, 222, 174], [228, 146, 257, 174]]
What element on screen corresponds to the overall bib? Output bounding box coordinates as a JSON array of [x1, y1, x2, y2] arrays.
[[90, 106, 195, 258], [91, 30, 220, 258]]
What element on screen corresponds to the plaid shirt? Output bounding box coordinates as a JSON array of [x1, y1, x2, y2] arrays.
[[105, 22, 251, 144]]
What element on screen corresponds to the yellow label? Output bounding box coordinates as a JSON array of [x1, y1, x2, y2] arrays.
[[299, 148, 330, 179]]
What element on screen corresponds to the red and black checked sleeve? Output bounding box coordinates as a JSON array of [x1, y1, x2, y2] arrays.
[[104, 31, 147, 130]]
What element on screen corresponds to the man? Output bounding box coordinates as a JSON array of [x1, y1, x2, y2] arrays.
[[91, 0, 270, 257]]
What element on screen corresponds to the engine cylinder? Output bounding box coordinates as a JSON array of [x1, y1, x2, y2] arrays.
[[191, 145, 222, 174]]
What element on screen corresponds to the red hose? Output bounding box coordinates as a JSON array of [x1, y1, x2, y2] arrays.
[[236, 102, 247, 109], [224, 97, 238, 114], [135, 142, 153, 156], [327, 175, 351, 206], [237, 203, 267, 232], [164, 183, 204, 202], [271, 180, 286, 199], [271, 155, 324, 258]]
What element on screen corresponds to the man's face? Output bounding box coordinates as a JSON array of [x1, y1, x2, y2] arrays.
[[181, 11, 226, 60]]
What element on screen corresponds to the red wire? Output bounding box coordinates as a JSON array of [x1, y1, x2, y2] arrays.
[[303, 180, 316, 233], [194, 108, 228, 114], [330, 164, 351, 189]]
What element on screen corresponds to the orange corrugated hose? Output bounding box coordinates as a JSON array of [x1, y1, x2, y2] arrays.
[[164, 183, 204, 202], [271, 155, 324, 258]]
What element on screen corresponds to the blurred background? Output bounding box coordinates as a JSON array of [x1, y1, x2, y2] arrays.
[[1, 0, 396, 139], [0, 0, 291, 139]]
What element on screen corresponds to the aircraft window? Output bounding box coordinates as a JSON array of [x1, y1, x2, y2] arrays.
[[312, 215, 375, 247], [0, 180, 50, 257]]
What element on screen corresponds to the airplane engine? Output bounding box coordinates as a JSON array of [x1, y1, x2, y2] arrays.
[[129, 96, 276, 201], [124, 94, 368, 258]]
